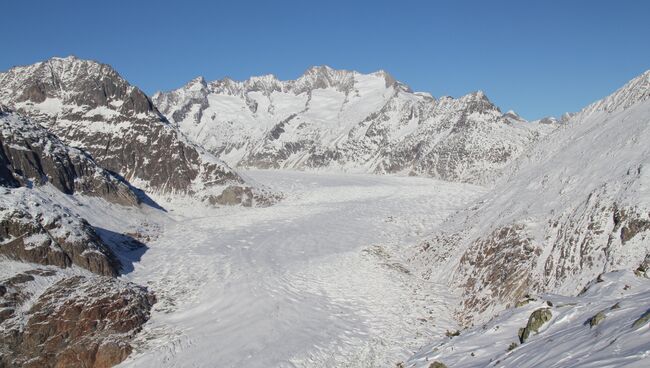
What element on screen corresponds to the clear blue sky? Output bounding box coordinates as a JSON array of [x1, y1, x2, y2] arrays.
[[1, 0, 648, 119]]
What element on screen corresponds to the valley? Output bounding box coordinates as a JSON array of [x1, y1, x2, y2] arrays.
[[109, 170, 485, 367]]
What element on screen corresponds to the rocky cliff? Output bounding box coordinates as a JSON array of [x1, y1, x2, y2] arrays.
[[1, 106, 139, 206], [0, 272, 155, 368]]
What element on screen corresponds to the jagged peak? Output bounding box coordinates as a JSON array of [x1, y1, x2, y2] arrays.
[[2, 55, 129, 89], [503, 109, 526, 123], [247, 73, 280, 83], [245, 74, 283, 95], [433, 90, 501, 115], [182, 76, 208, 92], [302, 65, 339, 75], [0, 56, 157, 116], [459, 90, 494, 105], [189, 75, 207, 85]]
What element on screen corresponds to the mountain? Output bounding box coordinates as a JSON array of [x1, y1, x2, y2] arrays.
[[408, 70, 650, 325], [0, 56, 271, 205], [153, 66, 555, 184]]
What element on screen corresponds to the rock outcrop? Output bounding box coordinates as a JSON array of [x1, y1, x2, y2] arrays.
[[0, 106, 139, 206], [0, 274, 155, 368], [518, 308, 552, 343], [0, 188, 120, 276]]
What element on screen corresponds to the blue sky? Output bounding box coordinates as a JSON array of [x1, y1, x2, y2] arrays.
[[1, 0, 648, 119]]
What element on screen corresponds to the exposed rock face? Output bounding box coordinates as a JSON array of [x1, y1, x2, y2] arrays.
[[0, 107, 139, 206], [409, 70, 650, 325], [208, 184, 281, 207], [153, 66, 555, 185], [518, 308, 552, 343], [0, 268, 57, 324], [588, 310, 606, 327], [0, 57, 265, 204], [0, 274, 155, 368], [0, 188, 119, 276], [632, 309, 650, 329]]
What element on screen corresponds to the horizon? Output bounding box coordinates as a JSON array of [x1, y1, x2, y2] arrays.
[[1, 0, 649, 120]]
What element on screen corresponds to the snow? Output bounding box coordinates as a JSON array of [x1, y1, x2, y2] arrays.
[[407, 271, 650, 368], [154, 66, 552, 184], [114, 170, 485, 367]]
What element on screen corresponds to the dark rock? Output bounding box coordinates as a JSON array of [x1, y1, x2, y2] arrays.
[[208, 185, 281, 207], [0, 108, 139, 205], [0, 275, 155, 368], [0, 196, 119, 276], [632, 309, 650, 329], [587, 311, 606, 328], [445, 329, 460, 338], [428, 362, 448, 368]]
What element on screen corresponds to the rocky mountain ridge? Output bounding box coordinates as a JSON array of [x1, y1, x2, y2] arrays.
[[154, 66, 556, 184], [0, 56, 269, 205]]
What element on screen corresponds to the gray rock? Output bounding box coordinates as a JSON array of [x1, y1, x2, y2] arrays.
[[588, 311, 606, 328], [0, 275, 155, 368], [518, 308, 552, 343], [0, 107, 139, 205], [0, 191, 120, 276]]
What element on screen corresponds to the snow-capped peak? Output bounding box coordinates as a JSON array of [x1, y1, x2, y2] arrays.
[[154, 66, 554, 184]]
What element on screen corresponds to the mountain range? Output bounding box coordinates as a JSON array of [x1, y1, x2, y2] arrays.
[[153, 65, 556, 184]]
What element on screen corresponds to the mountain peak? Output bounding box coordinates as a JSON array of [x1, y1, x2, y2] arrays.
[[303, 65, 337, 75], [0, 56, 155, 116], [184, 76, 208, 91]]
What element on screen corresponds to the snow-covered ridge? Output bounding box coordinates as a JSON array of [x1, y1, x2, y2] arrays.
[[154, 66, 556, 184], [408, 68, 650, 327], [581, 70, 650, 115]]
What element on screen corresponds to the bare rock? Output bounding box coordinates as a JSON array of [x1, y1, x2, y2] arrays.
[[0, 107, 139, 206], [0, 190, 119, 276], [0, 275, 155, 368]]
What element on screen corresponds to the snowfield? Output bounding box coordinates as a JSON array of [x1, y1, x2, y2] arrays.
[[106, 170, 486, 367]]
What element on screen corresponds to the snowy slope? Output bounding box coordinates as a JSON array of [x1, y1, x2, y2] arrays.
[[407, 270, 650, 368], [408, 70, 650, 326], [154, 66, 555, 184]]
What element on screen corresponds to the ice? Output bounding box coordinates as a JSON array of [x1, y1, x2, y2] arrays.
[[116, 170, 486, 367]]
